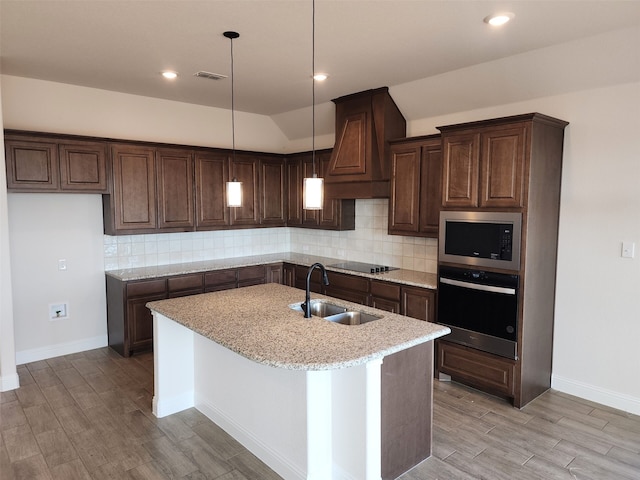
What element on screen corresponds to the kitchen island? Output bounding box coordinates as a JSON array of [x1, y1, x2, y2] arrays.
[[147, 283, 449, 480]]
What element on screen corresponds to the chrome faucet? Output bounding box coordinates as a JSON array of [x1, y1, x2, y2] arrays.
[[301, 262, 330, 318]]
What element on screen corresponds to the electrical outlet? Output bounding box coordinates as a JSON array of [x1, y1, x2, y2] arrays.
[[49, 303, 69, 320]]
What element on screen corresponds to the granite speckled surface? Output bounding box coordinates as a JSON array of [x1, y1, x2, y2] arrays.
[[147, 283, 449, 371], [106, 252, 438, 289]]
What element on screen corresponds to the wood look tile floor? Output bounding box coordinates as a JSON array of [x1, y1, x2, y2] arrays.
[[1, 348, 639, 480]]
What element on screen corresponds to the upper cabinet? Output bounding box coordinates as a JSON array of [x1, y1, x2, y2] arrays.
[[4, 131, 108, 193], [388, 135, 442, 237], [285, 149, 355, 231], [438, 114, 564, 210], [156, 148, 195, 230], [259, 155, 287, 227], [325, 87, 406, 199], [194, 151, 229, 230], [104, 143, 158, 234], [229, 153, 261, 227]]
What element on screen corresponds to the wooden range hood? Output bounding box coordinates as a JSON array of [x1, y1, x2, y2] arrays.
[[324, 87, 406, 199]]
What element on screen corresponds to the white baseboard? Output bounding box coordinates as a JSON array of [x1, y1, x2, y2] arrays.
[[15, 335, 108, 365], [0, 372, 20, 392], [552, 374, 640, 416], [197, 399, 306, 480], [152, 391, 194, 418]]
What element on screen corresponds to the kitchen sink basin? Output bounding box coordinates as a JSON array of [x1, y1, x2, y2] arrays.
[[323, 311, 382, 325], [290, 301, 382, 325]]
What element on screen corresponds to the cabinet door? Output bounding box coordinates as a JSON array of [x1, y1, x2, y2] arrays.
[[480, 126, 526, 208], [59, 141, 108, 192], [156, 148, 195, 231], [318, 151, 343, 229], [230, 154, 260, 226], [371, 280, 401, 313], [418, 140, 442, 236], [402, 286, 436, 322], [283, 263, 296, 287], [324, 271, 370, 305], [442, 133, 480, 208], [125, 279, 167, 356], [301, 155, 320, 225], [260, 157, 286, 226], [389, 143, 421, 234], [5, 137, 59, 191], [266, 263, 283, 284], [110, 144, 157, 232], [195, 151, 229, 229], [285, 156, 304, 226], [237, 265, 266, 288]]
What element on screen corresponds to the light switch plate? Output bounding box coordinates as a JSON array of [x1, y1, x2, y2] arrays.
[[622, 241, 635, 258]]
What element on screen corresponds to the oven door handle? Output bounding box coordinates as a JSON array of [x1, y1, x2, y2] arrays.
[[440, 277, 517, 295]]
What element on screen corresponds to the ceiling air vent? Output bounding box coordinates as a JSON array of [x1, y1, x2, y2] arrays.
[[193, 71, 227, 81]]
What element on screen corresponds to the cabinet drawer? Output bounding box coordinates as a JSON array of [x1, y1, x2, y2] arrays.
[[437, 341, 515, 397], [205, 270, 237, 288], [237, 265, 266, 282], [168, 274, 204, 293], [370, 280, 401, 301], [126, 279, 167, 297], [327, 271, 369, 293]]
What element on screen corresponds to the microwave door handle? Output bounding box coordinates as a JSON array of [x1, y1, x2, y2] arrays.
[[440, 277, 517, 295]]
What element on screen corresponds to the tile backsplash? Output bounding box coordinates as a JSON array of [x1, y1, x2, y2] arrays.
[[104, 199, 438, 273]]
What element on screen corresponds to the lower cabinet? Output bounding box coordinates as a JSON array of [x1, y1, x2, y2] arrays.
[[402, 285, 436, 322], [107, 264, 281, 357], [324, 271, 370, 305], [106, 276, 167, 357], [436, 340, 516, 398], [370, 280, 401, 313]]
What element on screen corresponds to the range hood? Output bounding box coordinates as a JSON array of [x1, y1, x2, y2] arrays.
[[324, 87, 406, 199]]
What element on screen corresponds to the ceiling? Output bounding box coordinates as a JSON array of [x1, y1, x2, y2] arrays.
[[1, 1, 640, 131]]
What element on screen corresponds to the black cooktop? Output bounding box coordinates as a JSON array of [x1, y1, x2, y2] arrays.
[[329, 261, 398, 274]]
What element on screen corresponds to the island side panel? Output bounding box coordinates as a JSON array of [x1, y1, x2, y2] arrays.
[[193, 333, 309, 480], [381, 341, 434, 480], [152, 312, 195, 417]]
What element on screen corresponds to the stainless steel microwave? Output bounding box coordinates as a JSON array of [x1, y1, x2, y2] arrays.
[[439, 211, 522, 271]]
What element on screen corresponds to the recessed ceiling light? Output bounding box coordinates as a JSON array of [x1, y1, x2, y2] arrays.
[[484, 12, 515, 26], [313, 73, 328, 81], [161, 71, 178, 79]]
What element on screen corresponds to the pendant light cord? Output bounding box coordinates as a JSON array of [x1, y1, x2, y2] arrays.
[[311, 0, 316, 176], [230, 35, 236, 163]]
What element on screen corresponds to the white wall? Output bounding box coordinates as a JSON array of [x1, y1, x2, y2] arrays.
[[2, 74, 640, 414], [0, 78, 19, 391], [7, 194, 107, 363]]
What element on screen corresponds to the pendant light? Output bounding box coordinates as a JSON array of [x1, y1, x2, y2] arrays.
[[224, 30, 243, 208], [303, 0, 324, 210]]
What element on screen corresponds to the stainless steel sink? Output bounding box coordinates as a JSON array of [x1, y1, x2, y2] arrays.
[[290, 301, 382, 325], [323, 311, 382, 325]]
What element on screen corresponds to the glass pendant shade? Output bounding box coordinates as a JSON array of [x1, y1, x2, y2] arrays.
[[226, 179, 242, 207], [303, 175, 324, 210]]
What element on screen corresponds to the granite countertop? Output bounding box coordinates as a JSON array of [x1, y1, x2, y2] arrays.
[[147, 283, 450, 371], [106, 252, 438, 289]]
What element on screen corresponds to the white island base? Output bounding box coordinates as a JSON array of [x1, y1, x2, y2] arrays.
[[152, 312, 434, 480]]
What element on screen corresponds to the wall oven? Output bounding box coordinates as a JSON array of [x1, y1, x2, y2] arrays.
[[439, 211, 522, 271], [438, 265, 519, 359]]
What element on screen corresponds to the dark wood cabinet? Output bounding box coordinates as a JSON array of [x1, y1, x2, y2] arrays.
[[156, 148, 195, 231], [285, 150, 356, 231], [325, 87, 406, 199], [58, 140, 108, 192], [105, 144, 157, 234], [229, 154, 260, 226], [441, 123, 527, 209], [205, 269, 238, 292], [4, 132, 108, 193], [237, 265, 267, 288], [194, 151, 229, 230], [437, 113, 569, 407], [260, 157, 287, 226], [389, 135, 442, 237], [370, 280, 401, 313], [106, 276, 167, 357], [324, 271, 370, 305], [167, 273, 204, 298], [283, 263, 296, 287], [402, 286, 436, 322], [294, 265, 324, 293], [266, 263, 283, 284], [437, 341, 515, 398]]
